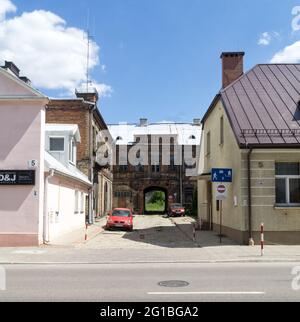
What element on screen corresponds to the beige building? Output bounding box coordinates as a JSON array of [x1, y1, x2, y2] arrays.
[[197, 52, 300, 245]]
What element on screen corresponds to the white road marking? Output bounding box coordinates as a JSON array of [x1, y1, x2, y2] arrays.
[[12, 250, 47, 255], [148, 291, 266, 295]]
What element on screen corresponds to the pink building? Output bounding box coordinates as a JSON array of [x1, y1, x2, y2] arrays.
[[0, 62, 48, 246]]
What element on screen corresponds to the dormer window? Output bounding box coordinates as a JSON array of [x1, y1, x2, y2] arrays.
[[189, 135, 196, 140], [116, 136, 123, 141], [50, 137, 64, 152]]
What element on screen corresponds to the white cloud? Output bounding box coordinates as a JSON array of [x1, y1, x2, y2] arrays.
[[258, 31, 280, 46], [0, 0, 16, 21], [258, 32, 272, 46], [271, 40, 300, 63], [0, 0, 111, 97], [69, 81, 113, 99], [92, 82, 113, 97]]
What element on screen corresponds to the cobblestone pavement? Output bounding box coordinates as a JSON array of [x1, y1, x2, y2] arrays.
[[81, 215, 202, 249]]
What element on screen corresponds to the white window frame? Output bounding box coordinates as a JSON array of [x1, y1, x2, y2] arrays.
[[75, 190, 79, 214], [80, 193, 85, 214], [275, 175, 300, 206], [69, 138, 76, 165], [49, 136, 65, 153]]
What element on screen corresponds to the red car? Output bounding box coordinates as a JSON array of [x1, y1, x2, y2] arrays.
[[168, 204, 186, 217], [106, 208, 134, 231]]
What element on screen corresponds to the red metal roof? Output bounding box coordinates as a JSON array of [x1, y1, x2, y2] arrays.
[[220, 64, 300, 148]]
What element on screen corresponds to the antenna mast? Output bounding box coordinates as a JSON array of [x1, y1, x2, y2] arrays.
[[86, 9, 93, 93], [86, 29, 90, 93]]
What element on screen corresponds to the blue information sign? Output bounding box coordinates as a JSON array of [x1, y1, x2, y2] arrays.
[[212, 168, 232, 183]]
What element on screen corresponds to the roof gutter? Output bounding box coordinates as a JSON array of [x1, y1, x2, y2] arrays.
[[46, 167, 92, 187]]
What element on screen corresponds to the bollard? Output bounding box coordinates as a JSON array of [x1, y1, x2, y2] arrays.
[[261, 223, 264, 256]]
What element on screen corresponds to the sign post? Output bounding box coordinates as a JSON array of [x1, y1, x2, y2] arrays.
[[220, 200, 223, 244], [212, 169, 232, 244]]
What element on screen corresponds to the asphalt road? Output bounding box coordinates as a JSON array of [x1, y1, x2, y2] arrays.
[[0, 262, 300, 302]]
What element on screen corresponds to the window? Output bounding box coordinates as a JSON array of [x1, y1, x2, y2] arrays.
[[170, 155, 176, 171], [75, 191, 79, 214], [80, 193, 85, 213], [119, 165, 128, 172], [152, 164, 160, 173], [220, 116, 224, 145], [69, 139, 76, 164], [275, 163, 300, 206], [50, 137, 64, 152], [185, 187, 194, 204], [135, 163, 144, 172], [114, 191, 132, 198], [206, 131, 211, 156]]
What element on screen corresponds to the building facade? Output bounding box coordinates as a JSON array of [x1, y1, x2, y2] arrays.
[[46, 91, 113, 222], [109, 119, 201, 214], [0, 62, 48, 246], [197, 52, 300, 245], [44, 124, 92, 243]]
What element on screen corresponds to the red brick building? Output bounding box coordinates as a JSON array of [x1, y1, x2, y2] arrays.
[[109, 119, 201, 214], [46, 90, 113, 222]]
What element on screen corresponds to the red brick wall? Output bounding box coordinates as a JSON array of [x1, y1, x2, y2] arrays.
[[46, 109, 90, 171]]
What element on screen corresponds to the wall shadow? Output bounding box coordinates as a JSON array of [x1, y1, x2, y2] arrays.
[[0, 106, 40, 161], [0, 186, 33, 211]]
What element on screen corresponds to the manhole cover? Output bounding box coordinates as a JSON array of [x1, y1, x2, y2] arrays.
[[158, 280, 189, 288]]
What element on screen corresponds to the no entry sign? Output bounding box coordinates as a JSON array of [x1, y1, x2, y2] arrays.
[[215, 183, 228, 200]]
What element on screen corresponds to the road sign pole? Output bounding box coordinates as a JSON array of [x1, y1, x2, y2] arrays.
[[220, 200, 223, 244]]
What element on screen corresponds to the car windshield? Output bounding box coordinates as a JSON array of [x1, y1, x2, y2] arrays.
[[171, 204, 183, 209], [112, 210, 131, 217]]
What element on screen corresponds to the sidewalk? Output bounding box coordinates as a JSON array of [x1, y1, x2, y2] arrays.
[[45, 216, 107, 247], [0, 242, 300, 265], [0, 215, 300, 264]]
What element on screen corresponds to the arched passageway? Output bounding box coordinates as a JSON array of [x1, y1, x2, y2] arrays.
[[143, 187, 168, 214]]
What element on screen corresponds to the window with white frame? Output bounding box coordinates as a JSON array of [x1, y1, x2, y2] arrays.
[[50, 137, 64, 152], [275, 163, 300, 206], [75, 191, 79, 214], [69, 138, 76, 164], [80, 193, 85, 213]]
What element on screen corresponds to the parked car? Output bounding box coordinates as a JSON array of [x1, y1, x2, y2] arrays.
[[106, 208, 134, 231], [168, 204, 186, 217]]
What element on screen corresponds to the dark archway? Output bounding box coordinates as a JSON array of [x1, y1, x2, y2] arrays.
[[144, 187, 168, 214]]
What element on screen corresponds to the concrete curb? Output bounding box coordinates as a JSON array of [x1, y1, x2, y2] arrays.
[[2, 259, 300, 265], [74, 219, 107, 245]]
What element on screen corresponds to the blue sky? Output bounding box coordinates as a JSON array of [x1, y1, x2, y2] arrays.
[[5, 0, 300, 123]]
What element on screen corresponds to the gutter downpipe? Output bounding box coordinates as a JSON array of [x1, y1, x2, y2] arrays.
[[247, 148, 254, 246], [89, 105, 97, 225], [43, 169, 55, 244]]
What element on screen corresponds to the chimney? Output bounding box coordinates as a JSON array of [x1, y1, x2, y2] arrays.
[[75, 88, 99, 103], [221, 52, 245, 88], [20, 76, 31, 86], [193, 118, 201, 126], [140, 118, 148, 127], [3, 61, 20, 77]]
